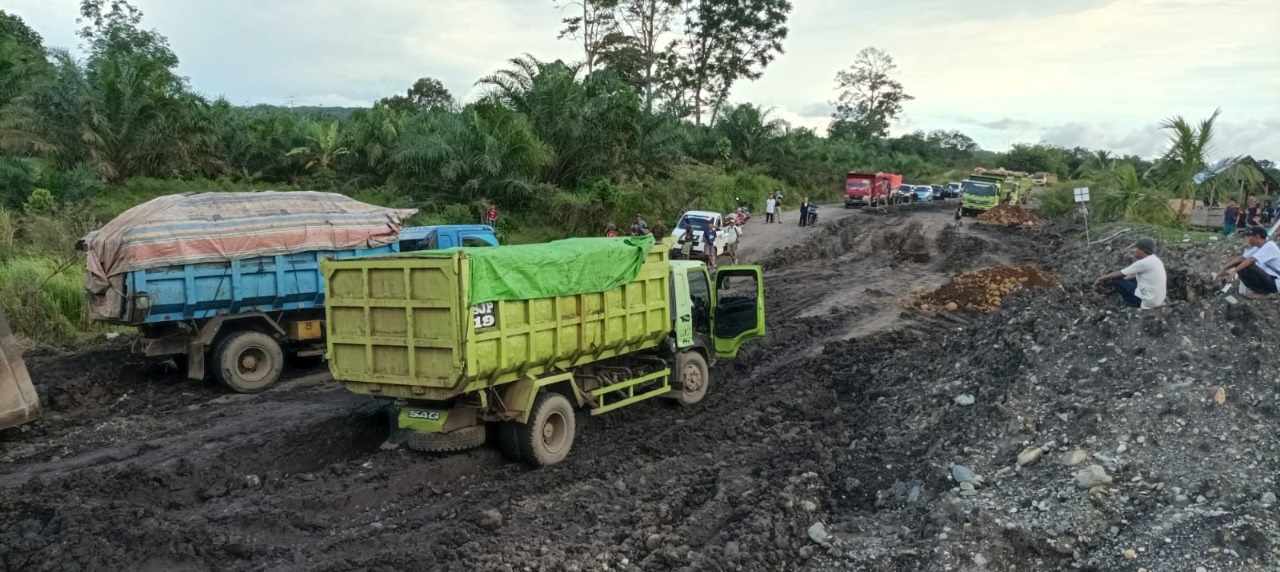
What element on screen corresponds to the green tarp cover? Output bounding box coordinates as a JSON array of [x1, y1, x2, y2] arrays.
[[407, 235, 656, 304]]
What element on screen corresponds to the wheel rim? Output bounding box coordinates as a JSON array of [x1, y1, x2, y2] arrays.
[[236, 346, 271, 382], [682, 362, 704, 394], [541, 410, 568, 453]]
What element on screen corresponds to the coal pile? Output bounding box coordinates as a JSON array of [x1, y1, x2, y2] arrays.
[[808, 242, 1280, 570], [977, 205, 1043, 227], [920, 265, 1060, 312]]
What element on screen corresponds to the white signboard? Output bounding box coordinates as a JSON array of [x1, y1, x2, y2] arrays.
[[1073, 187, 1090, 203]]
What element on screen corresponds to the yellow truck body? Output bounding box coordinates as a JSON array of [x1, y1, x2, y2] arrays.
[[323, 246, 672, 402]]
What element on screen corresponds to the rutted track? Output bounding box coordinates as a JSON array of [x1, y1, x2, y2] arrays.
[[0, 202, 1052, 571]]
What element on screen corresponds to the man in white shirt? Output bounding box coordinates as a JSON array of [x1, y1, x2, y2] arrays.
[[1093, 237, 1166, 309], [1218, 225, 1280, 297], [765, 196, 776, 224]]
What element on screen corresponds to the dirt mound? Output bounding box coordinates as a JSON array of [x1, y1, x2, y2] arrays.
[[920, 266, 1060, 312], [977, 204, 1042, 226]]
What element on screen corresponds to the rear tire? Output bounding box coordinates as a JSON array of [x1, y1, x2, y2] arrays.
[[213, 331, 284, 393], [498, 421, 524, 461], [406, 425, 487, 453], [515, 392, 576, 467]]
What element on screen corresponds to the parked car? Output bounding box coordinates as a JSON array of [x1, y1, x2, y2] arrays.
[[930, 184, 945, 201], [670, 210, 737, 259], [913, 185, 935, 202], [891, 185, 915, 204], [944, 182, 963, 198]]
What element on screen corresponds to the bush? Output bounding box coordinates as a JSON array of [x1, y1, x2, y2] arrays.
[[0, 256, 97, 344]]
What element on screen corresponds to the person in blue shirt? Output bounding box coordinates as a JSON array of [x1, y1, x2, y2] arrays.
[[703, 223, 718, 268]]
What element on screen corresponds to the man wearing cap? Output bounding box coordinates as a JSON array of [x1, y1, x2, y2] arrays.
[[1093, 237, 1167, 309], [1218, 226, 1280, 297]]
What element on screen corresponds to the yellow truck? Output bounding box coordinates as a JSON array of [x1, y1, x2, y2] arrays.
[[321, 236, 765, 466], [1032, 172, 1059, 187]]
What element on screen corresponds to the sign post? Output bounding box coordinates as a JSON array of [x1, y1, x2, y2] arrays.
[[1074, 187, 1091, 243]]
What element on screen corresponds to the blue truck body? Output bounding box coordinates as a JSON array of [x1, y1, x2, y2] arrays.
[[125, 224, 497, 393], [130, 245, 398, 324]]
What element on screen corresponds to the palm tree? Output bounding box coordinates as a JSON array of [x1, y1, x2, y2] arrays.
[[287, 120, 350, 172], [1095, 162, 1170, 224], [1150, 109, 1220, 221]]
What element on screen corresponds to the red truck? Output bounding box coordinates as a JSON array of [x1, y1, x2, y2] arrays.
[[844, 172, 900, 208]]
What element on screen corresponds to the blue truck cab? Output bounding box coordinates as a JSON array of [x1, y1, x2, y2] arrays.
[[399, 225, 498, 251], [127, 224, 498, 393]]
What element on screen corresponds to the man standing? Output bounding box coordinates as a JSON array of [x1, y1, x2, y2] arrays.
[[703, 222, 718, 268], [1218, 226, 1280, 297], [1093, 237, 1166, 309], [485, 204, 499, 227], [651, 219, 667, 243], [679, 220, 694, 260], [765, 195, 776, 224], [721, 220, 740, 264], [1223, 200, 1240, 236], [632, 214, 649, 236], [799, 196, 813, 227]]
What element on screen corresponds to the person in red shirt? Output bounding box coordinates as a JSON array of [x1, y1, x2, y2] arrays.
[[485, 204, 498, 226], [604, 222, 618, 237]]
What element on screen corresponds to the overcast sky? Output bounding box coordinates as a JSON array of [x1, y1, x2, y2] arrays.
[[8, 0, 1280, 160]]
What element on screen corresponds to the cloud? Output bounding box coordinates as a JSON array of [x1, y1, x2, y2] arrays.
[[5, 0, 1278, 159]]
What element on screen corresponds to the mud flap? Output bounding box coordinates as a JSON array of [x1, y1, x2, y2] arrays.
[[0, 310, 40, 430]]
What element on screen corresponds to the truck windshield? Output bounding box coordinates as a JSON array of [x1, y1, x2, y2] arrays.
[[846, 180, 870, 188], [962, 181, 998, 197], [679, 217, 712, 232]]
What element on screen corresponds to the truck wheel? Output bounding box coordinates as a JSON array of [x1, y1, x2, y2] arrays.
[[406, 425, 487, 453], [498, 421, 523, 461], [213, 331, 284, 393], [515, 392, 576, 467], [672, 351, 710, 406]]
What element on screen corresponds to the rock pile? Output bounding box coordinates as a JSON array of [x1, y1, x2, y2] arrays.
[[920, 265, 1060, 312], [977, 204, 1042, 226]]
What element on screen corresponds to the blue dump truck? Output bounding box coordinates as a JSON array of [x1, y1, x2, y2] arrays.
[[80, 191, 498, 393]]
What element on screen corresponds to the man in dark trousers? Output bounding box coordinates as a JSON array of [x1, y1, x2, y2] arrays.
[[1219, 226, 1280, 298], [1093, 237, 1166, 309], [798, 197, 812, 227]]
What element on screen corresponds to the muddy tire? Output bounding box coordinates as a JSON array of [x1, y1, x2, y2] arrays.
[[213, 331, 283, 393], [670, 351, 710, 406], [514, 392, 576, 467], [406, 425, 487, 453], [498, 421, 523, 461]]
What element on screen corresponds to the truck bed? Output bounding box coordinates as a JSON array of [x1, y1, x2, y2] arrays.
[[322, 241, 672, 401], [123, 245, 398, 325]]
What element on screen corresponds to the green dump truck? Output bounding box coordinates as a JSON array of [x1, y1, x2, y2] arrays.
[[956, 176, 1003, 217], [320, 236, 765, 466]]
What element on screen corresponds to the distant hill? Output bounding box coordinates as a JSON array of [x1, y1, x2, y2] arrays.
[[241, 104, 366, 119]]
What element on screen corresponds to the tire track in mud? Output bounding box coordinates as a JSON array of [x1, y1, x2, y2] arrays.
[[0, 203, 1054, 571]]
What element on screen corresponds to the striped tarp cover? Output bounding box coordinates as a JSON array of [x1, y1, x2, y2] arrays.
[[81, 191, 416, 319]]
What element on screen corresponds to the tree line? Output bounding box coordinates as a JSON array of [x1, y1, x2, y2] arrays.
[[2, 0, 1271, 237]]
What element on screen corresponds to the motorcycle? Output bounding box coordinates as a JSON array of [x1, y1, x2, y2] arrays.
[[734, 198, 752, 220]]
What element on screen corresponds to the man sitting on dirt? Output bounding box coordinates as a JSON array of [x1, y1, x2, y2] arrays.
[[1093, 237, 1166, 309], [1218, 226, 1280, 298]]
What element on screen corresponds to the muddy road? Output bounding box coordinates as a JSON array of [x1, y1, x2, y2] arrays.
[[7, 200, 1250, 571]]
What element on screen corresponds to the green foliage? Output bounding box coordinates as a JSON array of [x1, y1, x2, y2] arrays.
[[1149, 110, 1219, 220], [1035, 183, 1078, 219], [1000, 143, 1069, 177], [0, 256, 99, 343], [22, 187, 54, 214], [1092, 163, 1172, 225]]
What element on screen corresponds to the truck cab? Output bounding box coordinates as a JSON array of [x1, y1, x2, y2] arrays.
[[399, 224, 498, 252], [957, 179, 1002, 216], [844, 172, 876, 208]]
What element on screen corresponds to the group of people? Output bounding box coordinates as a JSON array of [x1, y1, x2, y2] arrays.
[[1094, 225, 1280, 309], [762, 192, 818, 226], [604, 215, 667, 242], [1221, 196, 1276, 236]]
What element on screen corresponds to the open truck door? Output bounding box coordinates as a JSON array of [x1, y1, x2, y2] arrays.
[[0, 310, 40, 430], [712, 266, 766, 358]]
